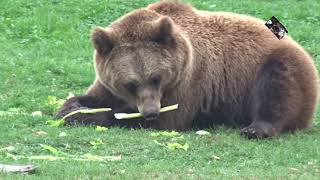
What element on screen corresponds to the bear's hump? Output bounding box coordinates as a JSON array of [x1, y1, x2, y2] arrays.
[[147, 1, 195, 15]]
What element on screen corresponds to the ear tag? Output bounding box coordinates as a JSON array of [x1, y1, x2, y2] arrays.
[[265, 16, 288, 40]]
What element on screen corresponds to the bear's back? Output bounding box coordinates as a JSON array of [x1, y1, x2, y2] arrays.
[[148, 1, 282, 60], [148, 1, 316, 116]]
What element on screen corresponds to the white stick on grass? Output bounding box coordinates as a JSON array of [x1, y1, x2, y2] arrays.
[[0, 164, 37, 173], [62, 108, 112, 120], [114, 104, 178, 120]]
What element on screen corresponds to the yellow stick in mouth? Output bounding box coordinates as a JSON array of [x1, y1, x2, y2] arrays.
[[114, 104, 179, 120], [62, 108, 112, 120]]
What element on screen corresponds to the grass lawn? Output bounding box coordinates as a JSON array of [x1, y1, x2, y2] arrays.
[[1, 0, 320, 179]]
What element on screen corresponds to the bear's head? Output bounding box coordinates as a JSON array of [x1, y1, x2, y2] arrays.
[[91, 9, 192, 121]]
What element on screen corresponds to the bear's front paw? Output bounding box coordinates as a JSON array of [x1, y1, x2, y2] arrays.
[[56, 97, 84, 119], [62, 111, 114, 126], [240, 122, 277, 139], [240, 126, 269, 139]]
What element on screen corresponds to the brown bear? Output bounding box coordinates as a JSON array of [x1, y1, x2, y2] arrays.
[[57, 1, 319, 138]]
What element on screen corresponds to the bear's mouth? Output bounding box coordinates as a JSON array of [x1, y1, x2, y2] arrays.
[[143, 111, 159, 121], [144, 116, 158, 121]]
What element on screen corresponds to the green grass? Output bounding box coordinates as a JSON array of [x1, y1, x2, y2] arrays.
[[1, 0, 320, 179]]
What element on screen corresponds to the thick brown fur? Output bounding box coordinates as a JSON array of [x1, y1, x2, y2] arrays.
[[57, 1, 319, 138]]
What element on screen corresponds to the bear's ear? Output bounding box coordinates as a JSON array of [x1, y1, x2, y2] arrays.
[[152, 17, 175, 45], [91, 27, 114, 55]]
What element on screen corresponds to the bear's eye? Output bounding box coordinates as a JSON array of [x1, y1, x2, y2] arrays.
[[150, 75, 161, 87], [124, 82, 138, 94]]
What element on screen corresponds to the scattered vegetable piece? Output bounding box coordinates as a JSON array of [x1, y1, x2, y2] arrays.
[[46, 119, 65, 127], [153, 140, 189, 151], [153, 140, 164, 146], [289, 168, 299, 171], [67, 92, 75, 99], [171, 135, 184, 141], [35, 131, 48, 136], [31, 111, 42, 117], [212, 155, 221, 160], [47, 96, 65, 107], [166, 142, 189, 151], [150, 131, 180, 137], [95, 126, 108, 132], [40, 144, 60, 155], [196, 130, 211, 136], [59, 132, 67, 137], [114, 104, 178, 120], [89, 139, 104, 148]]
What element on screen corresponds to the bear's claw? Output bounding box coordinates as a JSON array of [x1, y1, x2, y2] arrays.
[[240, 126, 270, 139]]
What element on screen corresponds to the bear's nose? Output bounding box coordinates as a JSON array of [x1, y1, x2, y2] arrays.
[[143, 110, 159, 121]]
